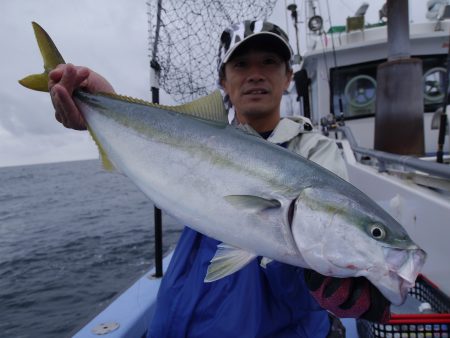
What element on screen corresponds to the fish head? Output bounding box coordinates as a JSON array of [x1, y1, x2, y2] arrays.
[[290, 186, 426, 305]]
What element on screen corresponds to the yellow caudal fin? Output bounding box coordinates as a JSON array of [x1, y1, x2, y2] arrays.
[[18, 22, 65, 92]]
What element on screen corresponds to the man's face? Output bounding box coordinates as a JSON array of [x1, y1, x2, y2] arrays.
[[220, 49, 292, 121]]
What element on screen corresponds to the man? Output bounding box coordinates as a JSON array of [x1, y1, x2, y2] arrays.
[[49, 20, 390, 337]]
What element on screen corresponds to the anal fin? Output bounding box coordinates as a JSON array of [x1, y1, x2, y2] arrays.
[[87, 125, 115, 171]]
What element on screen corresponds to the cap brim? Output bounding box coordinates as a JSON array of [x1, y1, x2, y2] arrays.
[[222, 32, 292, 64]]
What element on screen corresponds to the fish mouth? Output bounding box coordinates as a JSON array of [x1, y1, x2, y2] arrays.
[[384, 247, 426, 283], [381, 247, 427, 304]]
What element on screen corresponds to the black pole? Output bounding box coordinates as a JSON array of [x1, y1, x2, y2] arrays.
[[437, 113, 448, 163], [153, 206, 163, 278], [150, 0, 164, 278], [437, 30, 450, 163], [151, 60, 163, 278], [151, 67, 163, 278], [293, 70, 310, 119]]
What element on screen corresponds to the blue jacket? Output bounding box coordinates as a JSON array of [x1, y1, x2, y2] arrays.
[[148, 227, 330, 337]]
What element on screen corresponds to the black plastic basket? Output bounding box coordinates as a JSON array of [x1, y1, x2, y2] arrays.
[[356, 274, 450, 337]]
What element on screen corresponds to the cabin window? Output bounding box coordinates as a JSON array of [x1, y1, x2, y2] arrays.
[[330, 60, 379, 119], [422, 55, 448, 112], [330, 55, 447, 120]]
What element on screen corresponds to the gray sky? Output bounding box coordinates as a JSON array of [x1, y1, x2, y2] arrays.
[[0, 0, 426, 167], [1, 0, 150, 167]]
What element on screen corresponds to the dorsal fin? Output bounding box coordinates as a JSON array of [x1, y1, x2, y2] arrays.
[[98, 90, 228, 123]]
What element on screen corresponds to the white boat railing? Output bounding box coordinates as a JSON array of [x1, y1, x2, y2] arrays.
[[336, 126, 450, 180]]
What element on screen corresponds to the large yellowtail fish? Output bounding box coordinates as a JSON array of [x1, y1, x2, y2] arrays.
[[20, 22, 426, 305]]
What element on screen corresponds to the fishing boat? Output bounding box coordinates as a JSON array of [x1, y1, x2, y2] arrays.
[[293, 1, 450, 335], [291, 0, 450, 292], [72, 1, 450, 337]]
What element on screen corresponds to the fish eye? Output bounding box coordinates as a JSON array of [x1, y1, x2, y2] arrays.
[[370, 223, 386, 240]]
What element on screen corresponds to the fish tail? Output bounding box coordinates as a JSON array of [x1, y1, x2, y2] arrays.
[[18, 22, 65, 92]]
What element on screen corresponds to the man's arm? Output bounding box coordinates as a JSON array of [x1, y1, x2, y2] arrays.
[[48, 64, 115, 130]]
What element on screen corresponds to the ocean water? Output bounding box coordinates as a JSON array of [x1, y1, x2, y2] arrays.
[[0, 159, 183, 337]]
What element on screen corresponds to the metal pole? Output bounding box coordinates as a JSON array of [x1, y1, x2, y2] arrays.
[[151, 61, 163, 278], [287, 3, 301, 63], [153, 206, 163, 278], [374, 0, 424, 155], [437, 31, 450, 163], [150, 0, 164, 278], [386, 0, 410, 60], [151, 67, 163, 278]]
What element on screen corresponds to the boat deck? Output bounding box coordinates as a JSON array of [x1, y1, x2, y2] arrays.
[[72, 252, 361, 337]]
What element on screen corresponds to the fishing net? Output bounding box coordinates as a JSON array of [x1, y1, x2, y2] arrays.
[[147, 0, 277, 103]]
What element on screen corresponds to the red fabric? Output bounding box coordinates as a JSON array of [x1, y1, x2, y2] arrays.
[[310, 277, 370, 318], [377, 306, 391, 323]]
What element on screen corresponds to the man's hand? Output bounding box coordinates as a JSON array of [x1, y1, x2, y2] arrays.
[[304, 269, 391, 323], [48, 64, 115, 130]]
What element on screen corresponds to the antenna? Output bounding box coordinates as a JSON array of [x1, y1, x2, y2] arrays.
[[287, 3, 302, 64]]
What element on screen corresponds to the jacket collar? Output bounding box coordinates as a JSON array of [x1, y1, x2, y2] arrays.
[[266, 117, 313, 144]]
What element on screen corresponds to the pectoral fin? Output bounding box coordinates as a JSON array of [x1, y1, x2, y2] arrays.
[[224, 195, 281, 212], [205, 244, 257, 282]]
